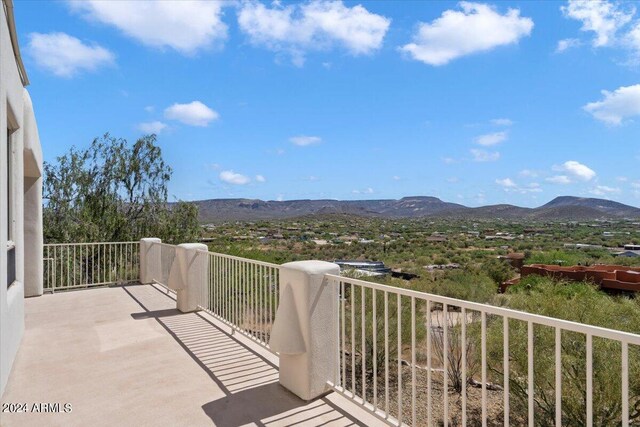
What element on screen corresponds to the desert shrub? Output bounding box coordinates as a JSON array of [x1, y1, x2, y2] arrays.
[[343, 281, 427, 384], [487, 277, 640, 426], [424, 270, 498, 304], [526, 250, 590, 266]]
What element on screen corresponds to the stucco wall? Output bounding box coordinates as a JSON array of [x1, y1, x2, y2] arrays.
[[1, 3, 43, 396]]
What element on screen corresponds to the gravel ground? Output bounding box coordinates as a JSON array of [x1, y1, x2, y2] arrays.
[[345, 363, 520, 426]]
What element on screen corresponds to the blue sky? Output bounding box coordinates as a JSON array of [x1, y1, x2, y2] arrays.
[[15, 0, 640, 207]]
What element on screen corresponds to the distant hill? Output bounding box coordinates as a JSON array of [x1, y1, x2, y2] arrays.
[[191, 195, 640, 223], [540, 196, 640, 215]]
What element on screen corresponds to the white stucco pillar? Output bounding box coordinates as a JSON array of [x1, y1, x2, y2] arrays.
[[23, 176, 42, 297], [171, 243, 208, 313], [269, 261, 340, 401], [139, 238, 161, 285], [22, 89, 43, 298]]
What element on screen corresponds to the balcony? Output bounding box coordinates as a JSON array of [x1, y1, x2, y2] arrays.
[[2, 240, 640, 426], [1, 283, 381, 426]]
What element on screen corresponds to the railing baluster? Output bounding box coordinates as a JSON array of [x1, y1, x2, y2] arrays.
[[385, 290, 389, 419], [462, 307, 467, 427], [397, 293, 402, 426], [504, 317, 510, 427], [622, 341, 628, 427], [269, 265, 273, 339], [341, 280, 346, 390], [225, 257, 229, 323], [373, 289, 378, 410], [427, 299, 432, 426], [361, 285, 366, 402], [586, 334, 593, 427], [528, 321, 534, 427], [261, 261, 266, 342], [444, 303, 449, 427], [411, 296, 416, 427], [555, 327, 561, 427], [351, 283, 356, 395], [482, 311, 487, 427]]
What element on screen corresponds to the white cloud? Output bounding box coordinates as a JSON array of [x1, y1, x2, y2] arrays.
[[442, 157, 457, 164], [589, 185, 621, 196], [475, 131, 508, 146], [352, 187, 374, 194], [220, 170, 251, 185], [255, 174, 266, 183], [26, 32, 114, 77], [237, 1, 390, 66], [164, 101, 219, 127], [629, 22, 640, 52], [491, 118, 513, 126], [400, 2, 533, 66], [519, 169, 538, 178], [556, 37, 582, 52], [470, 149, 500, 162], [583, 84, 640, 125], [561, 0, 640, 61], [144, 105, 155, 113], [68, 1, 227, 55], [496, 178, 517, 188], [556, 160, 597, 181], [495, 178, 542, 194], [546, 175, 572, 184], [137, 121, 168, 134], [290, 135, 322, 146], [561, 0, 633, 48], [546, 161, 596, 185], [392, 175, 401, 181]]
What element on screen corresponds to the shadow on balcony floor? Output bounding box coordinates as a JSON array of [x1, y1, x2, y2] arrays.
[[1, 284, 381, 427]]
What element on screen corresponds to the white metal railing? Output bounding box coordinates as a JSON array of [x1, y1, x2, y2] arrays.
[[42, 240, 638, 426], [326, 274, 640, 427], [43, 242, 139, 292], [197, 251, 280, 350]]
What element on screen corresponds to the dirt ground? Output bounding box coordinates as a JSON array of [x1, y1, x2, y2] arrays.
[[345, 363, 518, 426]]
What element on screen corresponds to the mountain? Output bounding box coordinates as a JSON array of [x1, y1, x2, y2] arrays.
[[192, 196, 640, 223], [539, 196, 640, 216]]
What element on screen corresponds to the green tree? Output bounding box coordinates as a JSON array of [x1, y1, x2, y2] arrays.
[[43, 133, 200, 244]]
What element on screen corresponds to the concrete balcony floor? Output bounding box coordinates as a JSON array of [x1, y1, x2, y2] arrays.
[[1, 284, 383, 427]]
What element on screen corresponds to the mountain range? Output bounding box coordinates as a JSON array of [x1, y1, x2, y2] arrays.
[[191, 196, 640, 223]]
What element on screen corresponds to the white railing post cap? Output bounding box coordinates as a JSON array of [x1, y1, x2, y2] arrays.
[[141, 237, 161, 244], [177, 243, 208, 252], [280, 260, 340, 275]]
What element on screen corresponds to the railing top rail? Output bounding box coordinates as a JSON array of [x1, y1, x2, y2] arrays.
[[327, 273, 640, 345], [201, 249, 280, 269], [146, 241, 280, 268], [44, 241, 139, 247]]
